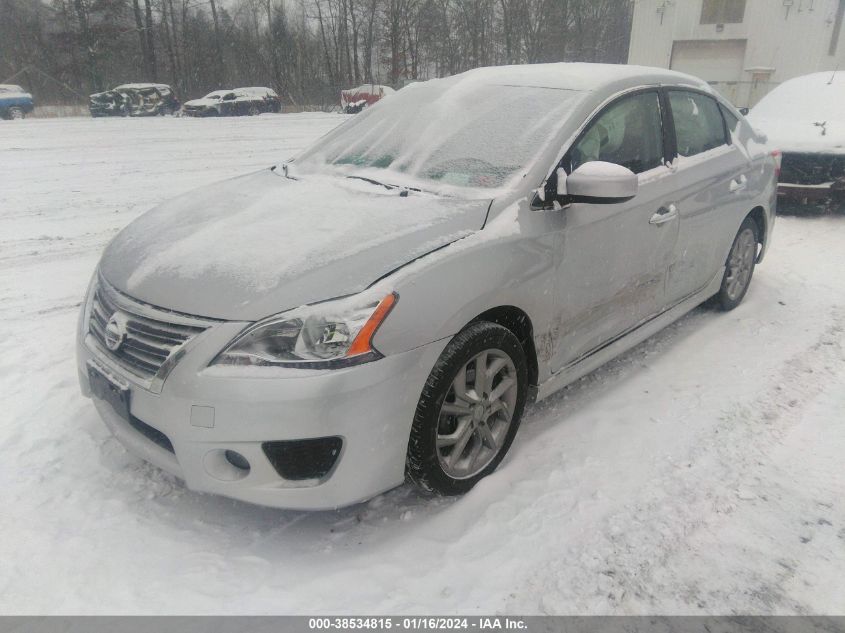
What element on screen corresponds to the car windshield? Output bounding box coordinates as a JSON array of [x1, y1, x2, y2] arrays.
[[296, 80, 583, 191]]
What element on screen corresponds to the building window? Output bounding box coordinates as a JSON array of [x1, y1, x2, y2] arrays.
[[700, 0, 746, 24]]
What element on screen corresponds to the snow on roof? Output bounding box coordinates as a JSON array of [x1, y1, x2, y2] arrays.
[[114, 83, 172, 92], [237, 86, 278, 96], [748, 71, 845, 153], [0, 84, 32, 99], [431, 62, 708, 92]]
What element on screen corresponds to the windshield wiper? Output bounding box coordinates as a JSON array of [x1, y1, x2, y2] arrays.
[[346, 175, 422, 196], [346, 175, 395, 190]]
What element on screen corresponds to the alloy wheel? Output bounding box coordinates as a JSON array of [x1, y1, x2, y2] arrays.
[[436, 348, 519, 479], [725, 227, 756, 301]]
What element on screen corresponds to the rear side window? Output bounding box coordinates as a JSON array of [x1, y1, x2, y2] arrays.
[[570, 91, 664, 174], [668, 91, 727, 157]]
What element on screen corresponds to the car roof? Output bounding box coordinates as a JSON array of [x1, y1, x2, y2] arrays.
[[442, 62, 710, 93], [115, 83, 172, 91], [237, 86, 277, 94]]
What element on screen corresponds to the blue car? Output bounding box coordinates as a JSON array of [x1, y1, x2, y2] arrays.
[[0, 84, 35, 120]]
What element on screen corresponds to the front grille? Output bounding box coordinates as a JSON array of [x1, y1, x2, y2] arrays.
[[88, 277, 213, 385], [780, 152, 845, 186], [263, 437, 343, 481]]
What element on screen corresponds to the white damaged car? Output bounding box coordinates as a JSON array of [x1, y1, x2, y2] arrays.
[[78, 63, 776, 510]]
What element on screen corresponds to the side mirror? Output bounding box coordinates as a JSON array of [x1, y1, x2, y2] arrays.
[[738, 107, 750, 116], [565, 161, 638, 203]]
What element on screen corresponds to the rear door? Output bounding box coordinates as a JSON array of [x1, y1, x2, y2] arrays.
[[662, 89, 753, 304], [549, 89, 680, 372]]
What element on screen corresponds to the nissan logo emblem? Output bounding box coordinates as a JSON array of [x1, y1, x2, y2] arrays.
[[104, 313, 128, 352]]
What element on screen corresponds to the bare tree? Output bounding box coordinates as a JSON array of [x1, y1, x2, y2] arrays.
[[2, 0, 633, 106]]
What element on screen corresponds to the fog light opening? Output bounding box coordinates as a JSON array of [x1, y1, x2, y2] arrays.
[[203, 448, 251, 481], [224, 450, 250, 472]]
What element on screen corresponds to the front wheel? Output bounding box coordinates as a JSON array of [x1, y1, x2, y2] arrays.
[[407, 322, 528, 495], [9, 107, 25, 120], [712, 216, 759, 311]]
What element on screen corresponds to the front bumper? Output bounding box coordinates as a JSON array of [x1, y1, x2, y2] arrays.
[[77, 320, 447, 510]]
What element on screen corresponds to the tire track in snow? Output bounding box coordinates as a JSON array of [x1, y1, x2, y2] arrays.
[[515, 308, 845, 614]]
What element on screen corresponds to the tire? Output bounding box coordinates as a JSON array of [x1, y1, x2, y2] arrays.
[[9, 107, 25, 120], [406, 321, 528, 495], [711, 216, 759, 311], [248, 105, 260, 116]]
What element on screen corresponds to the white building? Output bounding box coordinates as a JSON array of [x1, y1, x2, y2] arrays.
[[628, 0, 845, 107]]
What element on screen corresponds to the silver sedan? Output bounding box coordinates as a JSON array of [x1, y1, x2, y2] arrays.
[[77, 63, 777, 509]]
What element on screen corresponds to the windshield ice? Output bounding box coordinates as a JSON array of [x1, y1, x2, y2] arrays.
[[296, 79, 583, 191]]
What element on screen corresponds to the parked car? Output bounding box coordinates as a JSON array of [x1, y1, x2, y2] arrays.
[[89, 83, 180, 117], [341, 83, 395, 113], [748, 71, 845, 211], [77, 63, 776, 510], [182, 87, 280, 117], [238, 86, 282, 113], [0, 84, 35, 120]]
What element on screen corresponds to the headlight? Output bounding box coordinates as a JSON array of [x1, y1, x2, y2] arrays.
[[211, 292, 398, 368]]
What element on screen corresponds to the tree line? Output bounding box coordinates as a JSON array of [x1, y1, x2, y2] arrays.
[[0, 0, 634, 107]]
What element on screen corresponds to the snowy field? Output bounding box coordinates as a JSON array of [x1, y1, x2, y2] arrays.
[[1, 114, 844, 615]]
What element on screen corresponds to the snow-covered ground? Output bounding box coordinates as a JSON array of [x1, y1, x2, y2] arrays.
[[1, 115, 844, 615]]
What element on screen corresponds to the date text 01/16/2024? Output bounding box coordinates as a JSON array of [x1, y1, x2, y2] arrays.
[[308, 618, 528, 630]]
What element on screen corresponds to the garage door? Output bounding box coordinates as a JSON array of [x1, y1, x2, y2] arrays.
[[670, 39, 746, 83]]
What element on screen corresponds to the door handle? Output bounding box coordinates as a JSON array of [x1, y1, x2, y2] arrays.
[[729, 174, 748, 193], [649, 203, 678, 225]]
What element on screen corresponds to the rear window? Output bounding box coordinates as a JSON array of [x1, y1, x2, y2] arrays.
[[668, 91, 728, 157]]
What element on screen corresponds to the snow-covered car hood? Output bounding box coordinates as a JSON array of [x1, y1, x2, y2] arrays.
[[183, 98, 218, 108], [748, 72, 845, 155], [748, 116, 845, 154], [99, 169, 488, 321]]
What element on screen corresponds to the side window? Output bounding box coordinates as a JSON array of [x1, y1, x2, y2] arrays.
[[570, 91, 664, 175], [668, 91, 728, 157]]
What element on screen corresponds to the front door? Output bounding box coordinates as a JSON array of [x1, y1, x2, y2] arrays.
[[549, 90, 680, 372]]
